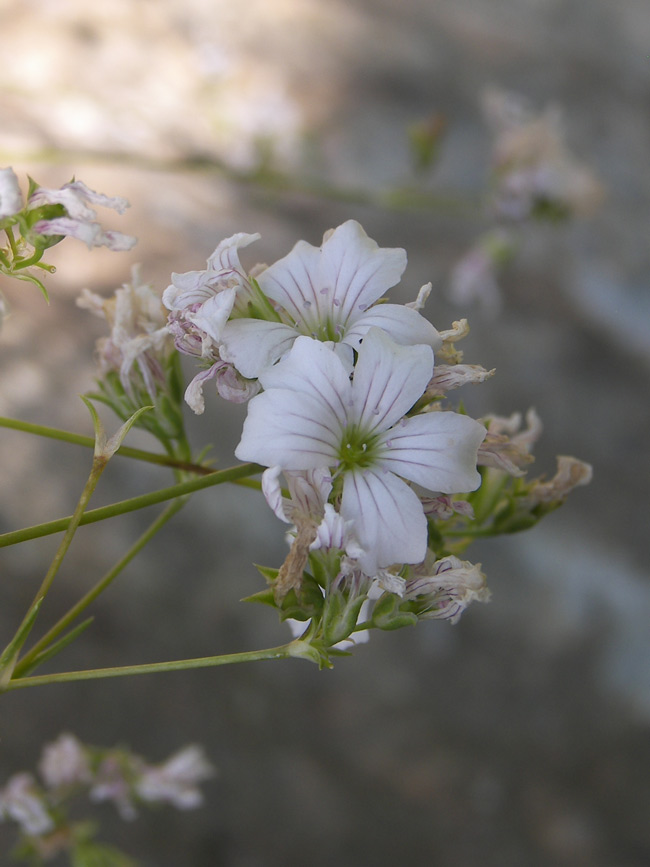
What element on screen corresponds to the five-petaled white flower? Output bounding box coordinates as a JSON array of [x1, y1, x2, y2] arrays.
[[236, 329, 486, 575], [220, 220, 441, 379]]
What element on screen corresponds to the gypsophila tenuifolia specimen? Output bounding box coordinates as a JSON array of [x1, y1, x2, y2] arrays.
[[1, 168, 592, 856], [0, 733, 214, 865], [156, 219, 591, 663]]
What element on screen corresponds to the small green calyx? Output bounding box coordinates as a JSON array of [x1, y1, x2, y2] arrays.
[[337, 426, 378, 471]]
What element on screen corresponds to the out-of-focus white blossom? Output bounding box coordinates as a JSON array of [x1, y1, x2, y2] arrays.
[[38, 733, 91, 790], [33, 217, 136, 251], [28, 180, 129, 221], [89, 754, 140, 821], [134, 746, 214, 810], [0, 167, 23, 218], [483, 87, 603, 221], [448, 230, 514, 312], [0, 773, 54, 837], [29, 178, 136, 251]]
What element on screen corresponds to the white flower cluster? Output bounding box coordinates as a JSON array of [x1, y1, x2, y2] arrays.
[[166, 220, 489, 628], [0, 168, 136, 251], [0, 733, 214, 848]]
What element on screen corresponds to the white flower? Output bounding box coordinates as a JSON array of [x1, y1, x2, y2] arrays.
[[38, 733, 91, 789], [89, 754, 140, 821], [220, 220, 441, 379], [29, 180, 129, 220], [134, 746, 214, 810], [77, 265, 172, 399], [482, 87, 603, 221], [183, 360, 260, 414], [236, 329, 486, 575], [405, 554, 490, 624], [0, 167, 23, 218], [163, 232, 261, 355], [32, 217, 136, 251], [28, 179, 136, 250], [524, 455, 593, 506], [0, 773, 54, 836]]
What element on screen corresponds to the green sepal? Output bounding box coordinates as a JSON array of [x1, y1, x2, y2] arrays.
[[321, 591, 366, 646], [241, 587, 278, 608], [288, 638, 334, 669], [245, 567, 325, 622], [371, 593, 418, 631], [254, 564, 279, 584]]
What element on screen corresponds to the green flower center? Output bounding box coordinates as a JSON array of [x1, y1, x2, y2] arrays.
[[337, 425, 379, 471]]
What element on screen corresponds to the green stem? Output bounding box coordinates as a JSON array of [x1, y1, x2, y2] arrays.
[[4, 224, 18, 257], [0, 147, 478, 215], [12, 249, 44, 270], [14, 500, 185, 677], [0, 416, 214, 475], [6, 643, 297, 690], [28, 459, 106, 606], [0, 462, 262, 548], [0, 458, 106, 680]]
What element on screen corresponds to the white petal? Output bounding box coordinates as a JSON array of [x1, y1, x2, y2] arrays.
[[235, 387, 342, 469], [184, 365, 220, 414], [207, 232, 260, 272], [341, 469, 427, 575], [312, 503, 350, 551], [343, 304, 442, 352], [319, 221, 407, 323], [163, 271, 217, 309], [257, 239, 323, 325], [378, 411, 486, 493], [219, 319, 297, 379], [261, 466, 290, 522], [351, 328, 433, 433], [187, 287, 237, 343], [259, 336, 352, 420]]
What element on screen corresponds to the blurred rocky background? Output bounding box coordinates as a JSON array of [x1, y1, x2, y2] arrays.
[[1, 0, 649, 864]]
